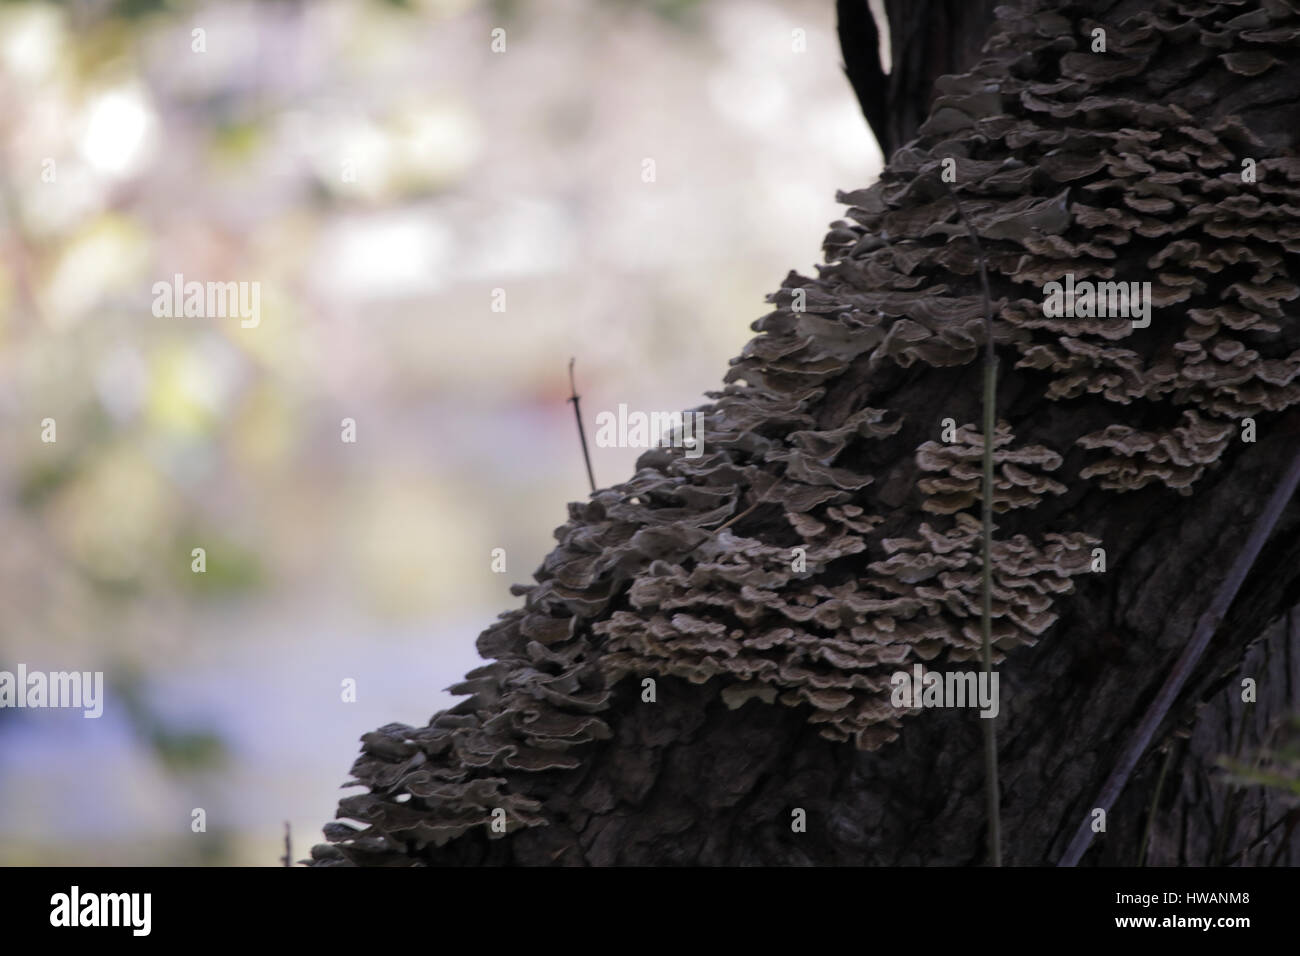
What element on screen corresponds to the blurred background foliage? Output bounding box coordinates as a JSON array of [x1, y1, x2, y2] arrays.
[[0, 0, 880, 863]]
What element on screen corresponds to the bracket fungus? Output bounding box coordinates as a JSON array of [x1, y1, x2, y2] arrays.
[[916, 421, 1067, 513], [315, 0, 1300, 865]]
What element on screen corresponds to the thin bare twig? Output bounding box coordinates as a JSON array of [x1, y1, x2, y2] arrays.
[[679, 483, 783, 562], [567, 358, 597, 494], [710, 497, 765, 535]]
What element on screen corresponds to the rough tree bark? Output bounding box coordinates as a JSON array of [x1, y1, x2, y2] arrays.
[[313, 0, 1300, 866], [839, 0, 1005, 159]]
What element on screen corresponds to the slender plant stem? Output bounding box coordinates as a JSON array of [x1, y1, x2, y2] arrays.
[[682, 484, 782, 561], [944, 174, 1001, 867], [712, 497, 763, 534], [981, 355, 1001, 867], [1138, 741, 1175, 866], [567, 358, 597, 494]]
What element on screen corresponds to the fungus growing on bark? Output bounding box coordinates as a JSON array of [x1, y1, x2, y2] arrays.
[[916, 421, 1066, 514], [314, 0, 1300, 866], [1077, 410, 1236, 492]]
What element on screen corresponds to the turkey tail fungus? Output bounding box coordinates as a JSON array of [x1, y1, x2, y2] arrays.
[[313, 0, 1300, 866]]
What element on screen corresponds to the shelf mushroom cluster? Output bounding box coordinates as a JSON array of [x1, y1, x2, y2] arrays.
[[824, 0, 1300, 491], [315, 0, 1300, 864]]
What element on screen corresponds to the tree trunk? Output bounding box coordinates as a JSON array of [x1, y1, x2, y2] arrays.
[[313, 0, 1300, 866], [839, 0, 1005, 159]]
